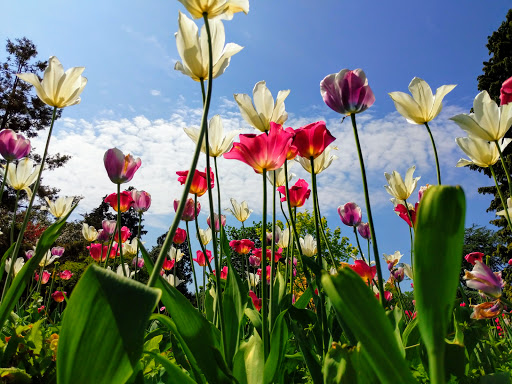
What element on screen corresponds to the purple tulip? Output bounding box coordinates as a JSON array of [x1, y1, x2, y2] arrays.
[[464, 261, 505, 299], [0, 129, 31, 161], [131, 189, 151, 213], [338, 202, 362, 227], [207, 213, 226, 232], [102, 219, 117, 236], [103, 148, 141, 184], [51, 246, 65, 257], [96, 229, 110, 242], [357, 222, 371, 240]]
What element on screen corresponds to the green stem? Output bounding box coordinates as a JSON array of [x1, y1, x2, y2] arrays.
[[495, 140, 512, 199], [262, 169, 269, 358], [312, 183, 337, 266], [135, 212, 142, 281], [193, 195, 213, 274], [428, 348, 446, 384], [424, 122, 441, 185], [9, 190, 20, 246], [490, 165, 512, 232], [269, 172, 276, 327], [185, 221, 200, 307], [353, 227, 367, 263], [116, 184, 127, 277], [403, 198, 415, 262], [350, 114, 385, 306], [2, 190, 20, 300], [0, 161, 10, 204]]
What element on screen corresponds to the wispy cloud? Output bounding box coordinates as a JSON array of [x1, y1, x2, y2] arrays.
[[150, 89, 161, 96]]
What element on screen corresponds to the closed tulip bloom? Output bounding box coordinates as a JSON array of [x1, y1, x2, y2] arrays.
[[164, 274, 184, 287], [320, 69, 375, 115], [177, 0, 249, 20], [42, 196, 74, 218], [464, 261, 504, 299], [131, 189, 151, 213], [104, 148, 141, 184], [225, 198, 252, 222], [249, 291, 262, 311], [174, 198, 201, 221], [0, 157, 41, 195], [207, 213, 226, 232], [224, 122, 293, 173], [96, 229, 109, 243], [213, 266, 228, 279], [299, 234, 317, 257], [450, 91, 512, 141], [247, 275, 260, 288], [82, 223, 98, 242], [51, 246, 65, 257], [17, 56, 87, 108], [59, 270, 73, 280], [177, 168, 214, 197], [248, 254, 260, 267], [276, 227, 290, 248], [132, 256, 145, 268], [293, 121, 336, 159], [455, 137, 510, 168], [464, 252, 484, 266], [51, 291, 66, 303], [87, 244, 108, 262], [497, 198, 512, 218], [175, 12, 243, 81], [193, 250, 213, 266], [168, 247, 184, 263], [338, 202, 362, 227], [267, 162, 295, 187], [102, 219, 117, 236], [198, 227, 212, 245], [234, 81, 290, 132], [296, 145, 338, 174], [114, 226, 131, 243], [500, 76, 512, 105], [0, 130, 31, 161], [173, 228, 187, 245], [389, 78, 456, 124], [277, 178, 311, 207], [123, 238, 139, 256], [5, 258, 25, 277], [163, 258, 175, 271], [384, 166, 420, 201], [184, 115, 240, 157], [104, 191, 134, 213], [357, 222, 371, 239]]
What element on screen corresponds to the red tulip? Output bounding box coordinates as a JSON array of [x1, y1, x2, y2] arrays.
[[104, 191, 134, 213], [59, 270, 73, 280], [163, 258, 175, 271], [213, 266, 228, 279], [114, 226, 131, 243], [293, 121, 336, 159], [347, 260, 376, 283], [277, 178, 311, 207], [229, 239, 255, 255], [249, 291, 262, 312], [464, 252, 484, 265], [173, 228, 187, 244], [193, 250, 213, 267], [176, 168, 214, 197], [51, 291, 66, 303], [394, 203, 418, 228]]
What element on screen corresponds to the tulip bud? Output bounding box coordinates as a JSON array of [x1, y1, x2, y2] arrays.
[[0, 129, 31, 161]]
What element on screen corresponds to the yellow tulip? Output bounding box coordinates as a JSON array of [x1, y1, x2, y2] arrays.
[[384, 166, 420, 201], [178, 0, 249, 20], [455, 137, 510, 168]]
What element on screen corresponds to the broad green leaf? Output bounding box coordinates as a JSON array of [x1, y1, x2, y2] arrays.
[[387, 307, 405, 358], [233, 332, 264, 384], [289, 320, 322, 384], [0, 368, 31, 383], [322, 269, 415, 383], [323, 343, 357, 384], [57, 264, 161, 384], [244, 308, 262, 338], [413, 186, 465, 381], [26, 319, 43, 355], [145, 351, 196, 384], [294, 286, 313, 309], [264, 310, 288, 384], [0, 206, 76, 328], [140, 243, 233, 384]]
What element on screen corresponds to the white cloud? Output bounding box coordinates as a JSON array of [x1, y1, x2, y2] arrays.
[[150, 89, 161, 96]]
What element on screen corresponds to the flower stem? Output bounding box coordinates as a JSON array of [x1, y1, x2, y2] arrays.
[[1, 190, 20, 301], [135, 212, 142, 281], [424, 122, 441, 185], [269, 172, 277, 327], [494, 140, 512, 199], [116, 183, 127, 277], [0, 160, 11, 204], [261, 169, 269, 358], [490, 164, 512, 232], [312, 182, 337, 266], [185, 221, 200, 307], [194, 195, 213, 274], [352, 227, 367, 262], [350, 114, 385, 306]]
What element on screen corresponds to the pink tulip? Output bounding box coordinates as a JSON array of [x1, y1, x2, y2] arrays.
[[104, 148, 141, 184], [320, 69, 375, 115], [292, 121, 336, 159], [51, 246, 65, 257], [348, 260, 376, 283], [114, 226, 131, 243], [249, 291, 262, 312], [163, 258, 175, 271], [35, 270, 51, 284], [465, 252, 484, 266], [173, 228, 187, 245], [25, 250, 34, 259], [0, 129, 31, 161], [394, 203, 418, 228], [193, 250, 213, 267], [131, 189, 151, 213], [464, 261, 504, 299], [59, 270, 73, 280], [248, 254, 261, 267], [207, 213, 226, 232], [500, 76, 512, 105], [277, 179, 311, 208], [213, 266, 228, 280], [224, 122, 293, 173], [132, 257, 144, 268], [174, 198, 201, 221], [357, 222, 371, 240], [230, 239, 254, 254], [51, 291, 66, 303], [338, 202, 362, 227], [104, 191, 134, 213]]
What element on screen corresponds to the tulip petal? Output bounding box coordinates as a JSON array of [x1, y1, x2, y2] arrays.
[[450, 113, 491, 140], [234, 93, 264, 131], [430, 84, 456, 120], [253, 81, 274, 131], [271, 89, 290, 125], [388, 91, 424, 124], [409, 78, 434, 121], [474, 91, 499, 138]]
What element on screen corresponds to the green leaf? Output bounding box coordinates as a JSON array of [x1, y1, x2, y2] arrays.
[[0, 367, 32, 383], [140, 243, 233, 384], [413, 186, 465, 378], [26, 319, 43, 355], [0, 206, 76, 328], [271, 271, 286, 328], [323, 343, 357, 384], [321, 269, 415, 383], [232, 331, 264, 384], [57, 264, 161, 384], [264, 310, 288, 384], [144, 351, 196, 384], [0, 243, 15, 284], [244, 308, 262, 338], [289, 320, 322, 384], [293, 286, 313, 309]]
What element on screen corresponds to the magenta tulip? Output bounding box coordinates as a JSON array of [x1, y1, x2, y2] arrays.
[[0, 129, 31, 161], [131, 189, 151, 212], [357, 222, 371, 239], [104, 148, 141, 184], [207, 213, 226, 232], [174, 198, 201, 221], [338, 202, 362, 227], [500, 76, 512, 105]]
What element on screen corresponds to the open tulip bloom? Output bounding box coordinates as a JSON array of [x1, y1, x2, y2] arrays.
[[384, 165, 420, 202], [225, 198, 252, 222], [177, 0, 249, 20], [455, 136, 510, 168], [0, 157, 41, 196], [184, 115, 240, 157]]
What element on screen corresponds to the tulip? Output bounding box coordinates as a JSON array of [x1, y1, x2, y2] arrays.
[[173, 228, 187, 245], [176, 168, 214, 197], [213, 266, 228, 279], [248, 291, 262, 311], [59, 270, 73, 280], [164, 273, 184, 287], [338, 202, 362, 227], [207, 213, 226, 232], [464, 252, 484, 265], [375, 290, 393, 302], [35, 270, 51, 284], [418, 184, 432, 201], [132, 256, 145, 268], [82, 223, 98, 242], [357, 222, 371, 240], [0, 157, 41, 196], [299, 234, 317, 257], [224, 122, 294, 173], [39, 249, 61, 267], [177, 0, 249, 20], [198, 227, 212, 245], [114, 226, 131, 243], [295, 145, 338, 174], [256, 266, 272, 284], [292, 121, 336, 159], [123, 238, 140, 256], [5, 258, 24, 276], [277, 178, 311, 207], [0, 130, 31, 161], [174, 198, 201, 221], [276, 227, 290, 249], [471, 301, 503, 320], [393, 202, 418, 227], [131, 189, 151, 213], [51, 246, 65, 257], [87, 243, 117, 262], [193, 250, 213, 266], [384, 165, 420, 201], [450, 91, 512, 141], [229, 239, 254, 254], [168, 247, 185, 263], [234, 81, 290, 133], [267, 162, 295, 187], [455, 136, 510, 168], [497, 198, 512, 218], [248, 254, 261, 267], [42, 196, 74, 219], [17, 56, 87, 108], [347, 260, 376, 283], [388, 78, 456, 125], [247, 274, 260, 288], [175, 12, 243, 81], [51, 291, 66, 303], [320, 69, 375, 115], [464, 260, 504, 299], [403, 263, 413, 280], [103, 148, 141, 184], [25, 250, 34, 259], [163, 258, 175, 271], [107, 264, 135, 279], [225, 198, 252, 223], [102, 220, 117, 236], [266, 231, 277, 245], [184, 115, 240, 157], [383, 251, 403, 268], [500, 76, 512, 105], [104, 191, 134, 213], [392, 267, 405, 282]]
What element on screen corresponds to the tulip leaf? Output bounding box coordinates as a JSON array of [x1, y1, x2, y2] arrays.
[[0, 243, 15, 284], [140, 243, 233, 384], [264, 310, 288, 384], [413, 186, 465, 382], [321, 269, 415, 383], [232, 331, 264, 384], [289, 319, 322, 384], [144, 351, 196, 384], [0, 205, 76, 328], [57, 264, 161, 384], [301, 254, 322, 277], [294, 286, 313, 309], [244, 308, 262, 338], [323, 343, 358, 384]]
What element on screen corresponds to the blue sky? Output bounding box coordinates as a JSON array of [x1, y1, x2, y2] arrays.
[[3, 1, 511, 273]]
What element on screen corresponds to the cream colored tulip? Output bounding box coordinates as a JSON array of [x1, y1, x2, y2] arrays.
[[299, 234, 317, 257], [178, 0, 249, 20], [247, 272, 260, 287], [5, 257, 24, 276], [123, 238, 139, 256], [455, 137, 511, 168], [168, 247, 184, 262], [450, 91, 512, 142], [267, 161, 295, 187], [383, 251, 403, 267], [403, 264, 413, 280], [42, 196, 74, 219], [497, 198, 512, 218], [184, 115, 240, 157], [296, 145, 338, 174], [107, 264, 135, 279], [225, 198, 252, 223], [164, 273, 184, 287], [17, 56, 87, 108], [0, 158, 41, 197], [384, 166, 420, 201], [234, 80, 290, 132], [276, 227, 290, 249], [389, 78, 456, 124], [198, 227, 212, 245], [82, 223, 98, 242], [175, 12, 243, 82], [39, 250, 59, 267]]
